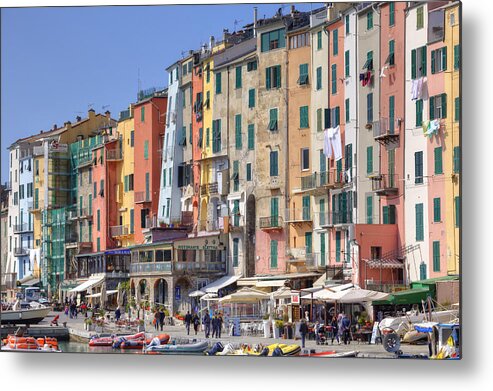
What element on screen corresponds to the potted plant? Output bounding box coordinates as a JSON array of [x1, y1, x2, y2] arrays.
[[273, 319, 284, 339], [95, 318, 104, 333], [137, 319, 145, 332], [84, 318, 94, 331]]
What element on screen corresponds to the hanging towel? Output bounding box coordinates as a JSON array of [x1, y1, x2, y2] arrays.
[[427, 119, 440, 136], [323, 128, 333, 159], [422, 120, 430, 136], [331, 125, 342, 161], [416, 77, 424, 99], [345, 168, 352, 183], [380, 66, 388, 78], [411, 79, 419, 100]]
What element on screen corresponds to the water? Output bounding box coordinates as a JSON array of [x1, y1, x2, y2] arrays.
[[58, 341, 143, 354]]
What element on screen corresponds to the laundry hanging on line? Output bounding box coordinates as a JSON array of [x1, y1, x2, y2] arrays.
[[380, 66, 388, 78], [411, 77, 425, 100], [323, 125, 342, 161]]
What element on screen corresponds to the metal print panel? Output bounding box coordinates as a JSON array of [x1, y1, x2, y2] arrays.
[[1, 1, 461, 360]]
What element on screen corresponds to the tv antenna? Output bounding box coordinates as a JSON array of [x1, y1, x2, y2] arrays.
[[233, 19, 243, 31], [87, 103, 94, 110], [102, 105, 110, 111]]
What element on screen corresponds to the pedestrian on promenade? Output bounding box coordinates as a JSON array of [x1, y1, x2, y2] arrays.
[[330, 315, 339, 345], [154, 309, 160, 331], [337, 313, 344, 345], [217, 313, 223, 338], [64, 304, 69, 317], [211, 313, 217, 338], [300, 318, 309, 348], [192, 312, 200, 335], [203, 311, 211, 338], [115, 306, 121, 322], [184, 311, 192, 335], [342, 314, 351, 345], [159, 307, 165, 331]]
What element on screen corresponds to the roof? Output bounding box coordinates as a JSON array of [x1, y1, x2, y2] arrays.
[[411, 276, 459, 286], [69, 274, 105, 293], [255, 279, 286, 288], [202, 275, 240, 294], [363, 259, 405, 269], [372, 287, 432, 306]]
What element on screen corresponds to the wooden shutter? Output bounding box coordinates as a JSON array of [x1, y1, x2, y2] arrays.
[[248, 124, 254, 149], [455, 196, 460, 227], [367, 146, 373, 174], [275, 65, 281, 87], [433, 241, 440, 272], [442, 46, 447, 71], [270, 240, 278, 268], [421, 46, 427, 76], [416, 203, 424, 241], [430, 96, 435, 120], [366, 196, 373, 224], [441, 93, 447, 118], [433, 198, 441, 222], [383, 206, 389, 224], [411, 49, 417, 79], [335, 232, 341, 262], [266, 67, 271, 89], [324, 109, 331, 128], [431, 49, 436, 74]]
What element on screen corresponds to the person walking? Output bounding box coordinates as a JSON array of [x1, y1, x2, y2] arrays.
[[184, 311, 192, 335], [330, 315, 339, 345], [203, 311, 211, 338], [337, 313, 344, 345], [192, 312, 200, 335], [115, 306, 121, 322], [300, 319, 309, 349], [216, 313, 223, 338], [211, 314, 217, 338], [153, 309, 160, 331], [159, 307, 165, 331], [342, 314, 351, 345]]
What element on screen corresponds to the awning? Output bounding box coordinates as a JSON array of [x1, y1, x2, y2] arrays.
[[255, 279, 286, 288], [372, 287, 431, 306], [19, 275, 40, 286], [202, 275, 240, 293], [69, 275, 105, 293], [200, 293, 219, 301], [174, 234, 226, 250], [189, 290, 206, 297], [105, 249, 131, 255], [363, 259, 404, 269], [86, 290, 118, 298]]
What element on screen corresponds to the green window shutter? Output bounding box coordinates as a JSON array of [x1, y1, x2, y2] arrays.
[[434, 147, 443, 174], [389, 205, 396, 224], [235, 65, 242, 89], [246, 163, 252, 181], [320, 232, 326, 266], [331, 64, 337, 94], [415, 151, 423, 184], [317, 31, 322, 49], [235, 114, 242, 149], [248, 89, 255, 108], [319, 198, 326, 225], [411, 49, 417, 79], [130, 209, 134, 233], [382, 206, 389, 224], [124, 175, 128, 192], [367, 11, 373, 30], [455, 196, 460, 228], [388, 40, 395, 65], [455, 97, 460, 122], [366, 196, 373, 224], [261, 32, 269, 52], [389, 96, 395, 133], [144, 140, 149, 160], [216, 72, 222, 94], [345, 99, 350, 123], [206, 128, 210, 147], [248, 124, 254, 150], [345, 50, 350, 77], [298, 63, 308, 85], [453, 146, 460, 173], [454, 44, 460, 70], [276, 65, 281, 87], [430, 96, 435, 120], [316, 67, 322, 90], [233, 238, 239, 267], [433, 198, 441, 222], [416, 203, 424, 241], [163, 169, 167, 188], [317, 109, 322, 132], [305, 232, 312, 255], [302, 195, 311, 220], [145, 172, 150, 200], [141, 106, 145, 122], [97, 237, 100, 252], [335, 232, 341, 262], [416, 99, 423, 127], [417, 6, 424, 29], [442, 46, 447, 71], [88, 194, 92, 215], [441, 93, 447, 118], [270, 151, 278, 176], [266, 67, 271, 89], [433, 241, 440, 272], [345, 14, 350, 35], [269, 108, 278, 131], [270, 240, 278, 269], [366, 146, 373, 174], [333, 28, 338, 55], [300, 106, 309, 128], [233, 160, 239, 192], [420, 263, 427, 280], [335, 107, 340, 126], [367, 93, 373, 123], [97, 209, 100, 231], [421, 46, 427, 76], [389, 2, 395, 26]]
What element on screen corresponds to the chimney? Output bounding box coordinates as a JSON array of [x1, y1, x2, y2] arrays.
[[76, 116, 82, 122], [253, 7, 258, 37], [291, 5, 295, 16], [105, 110, 111, 119], [53, 124, 57, 130], [88, 109, 95, 119], [209, 35, 215, 50], [223, 28, 229, 42], [64, 121, 72, 130]]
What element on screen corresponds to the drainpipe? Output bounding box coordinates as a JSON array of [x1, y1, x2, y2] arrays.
[[284, 31, 290, 274], [323, 23, 332, 268]]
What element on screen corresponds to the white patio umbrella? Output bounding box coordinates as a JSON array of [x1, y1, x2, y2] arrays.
[[219, 287, 269, 304], [313, 286, 389, 303], [116, 282, 124, 307], [100, 282, 107, 309]]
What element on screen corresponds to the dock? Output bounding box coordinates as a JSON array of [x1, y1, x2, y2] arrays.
[[0, 325, 70, 340]]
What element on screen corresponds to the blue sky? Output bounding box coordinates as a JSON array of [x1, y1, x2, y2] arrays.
[[1, 2, 323, 182]]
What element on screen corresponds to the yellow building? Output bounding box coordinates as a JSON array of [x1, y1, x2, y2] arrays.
[[444, 3, 460, 275]]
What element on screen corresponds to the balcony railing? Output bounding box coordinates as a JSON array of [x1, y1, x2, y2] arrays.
[[300, 174, 317, 191], [198, 219, 219, 232], [130, 262, 172, 275], [106, 149, 123, 161], [111, 225, 130, 237], [259, 216, 284, 230], [373, 117, 399, 144], [300, 170, 347, 192], [14, 247, 29, 257], [200, 182, 218, 196], [285, 208, 312, 223], [371, 174, 399, 195], [13, 224, 32, 233], [144, 215, 159, 230], [229, 214, 244, 230], [174, 261, 226, 273], [135, 191, 151, 203], [304, 252, 328, 268], [77, 151, 93, 168], [366, 280, 406, 293]]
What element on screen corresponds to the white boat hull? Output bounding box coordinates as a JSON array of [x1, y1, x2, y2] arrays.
[[1, 307, 52, 325]]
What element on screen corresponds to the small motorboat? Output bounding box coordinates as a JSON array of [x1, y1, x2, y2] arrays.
[[299, 349, 337, 357], [145, 340, 209, 354], [1, 302, 52, 325], [89, 335, 116, 347], [121, 334, 170, 349], [244, 343, 301, 357], [2, 335, 61, 352], [112, 332, 146, 348]]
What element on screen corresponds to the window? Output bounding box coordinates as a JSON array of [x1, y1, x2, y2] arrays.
[[233, 161, 239, 192], [382, 205, 396, 224], [411, 46, 427, 79], [247, 60, 257, 71], [97, 210, 101, 231], [453, 146, 460, 173], [386, 40, 395, 66], [215, 72, 222, 94], [97, 237, 100, 252], [332, 28, 338, 55], [345, 14, 350, 35], [270, 151, 279, 176], [235, 65, 242, 89], [319, 199, 326, 225], [299, 106, 309, 129], [345, 99, 350, 123], [163, 170, 167, 188], [88, 194, 92, 215], [27, 183, 33, 198], [198, 128, 204, 148], [335, 231, 341, 262], [93, 182, 97, 198], [415, 151, 424, 184], [416, 203, 424, 241], [367, 93, 373, 123], [88, 221, 92, 242], [179, 127, 187, 147], [100, 179, 104, 197], [389, 95, 395, 133], [268, 108, 278, 131], [204, 91, 210, 109], [289, 32, 310, 49], [247, 124, 254, 150], [130, 131, 134, 147], [246, 163, 252, 181], [316, 109, 322, 132], [19, 184, 24, 200], [416, 6, 424, 29], [367, 146, 373, 174], [331, 64, 337, 94], [430, 94, 447, 119], [261, 28, 286, 52], [455, 97, 460, 121], [144, 140, 149, 160], [88, 169, 92, 184], [233, 238, 239, 267], [182, 63, 188, 76], [212, 119, 222, 153], [266, 65, 281, 89], [454, 44, 460, 70], [248, 89, 255, 108], [168, 168, 172, 186], [345, 50, 350, 77], [366, 196, 373, 224], [270, 240, 278, 268], [345, 144, 353, 173], [141, 106, 145, 122], [433, 241, 440, 272], [416, 99, 423, 127], [367, 10, 374, 30], [235, 114, 242, 149], [431, 47, 447, 74], [206, 63, 210, 83], [206, 128, 210, 147], [145, 173, 150, 200], [455, 196, 460, 228], [317, 31, 322, 50], [130, 209, 134, 233], [129, 174, 134, 191], [433, 198, 441, 222], [305, 231, 312, 254], [298, 63, 309, 85], [166, 199, 170, 218], [389, 2, 395, 26], [301, 148, 309, 171], [329, 106, 341, 127], [434, 147, 443, 174], [316, 67, 322, 90]]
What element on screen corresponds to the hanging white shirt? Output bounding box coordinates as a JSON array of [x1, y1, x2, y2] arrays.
[[331, 125, 342, 161]]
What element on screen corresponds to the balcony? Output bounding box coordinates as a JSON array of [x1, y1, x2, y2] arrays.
[[300, 174, 317, 191], [174, 261, 226, 274], [229, 215, 244, 232], [200, 182, 218, 196], [373, 118, 400, 145], [285, 208, 312, 224], [14, 247, 29, 257], [144, 215, 159, 230], [366, 280, 406, 293], [259, 216, 284, 231], [163, 146, 174, 162], [135, 191, 151, 204], [13, 224, 32, 234], [106, 149, 123, 161], [110, 225, 130, 238], [305, 252, 328, 269], [370, 174, 399, 196], [130, 262, 172, 275], [77, 152, 93, 168], [198, 219, 220, 232]]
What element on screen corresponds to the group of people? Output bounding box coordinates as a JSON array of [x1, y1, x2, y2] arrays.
[[184, 310, 223, 339], [153, 308, 167, 331], [64, 300, 88, 319]]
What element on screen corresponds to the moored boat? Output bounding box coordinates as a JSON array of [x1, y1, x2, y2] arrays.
[[145, 340, 209, 354], [1, 305, 52, 325]]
